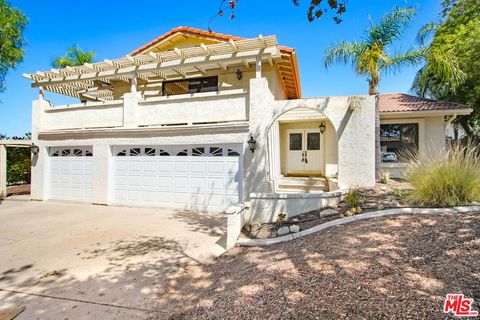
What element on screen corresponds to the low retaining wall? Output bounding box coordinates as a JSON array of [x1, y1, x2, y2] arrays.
[[225, 202, 252, 249], [248, 190, 345, 223], [237, 206, 480, 247]]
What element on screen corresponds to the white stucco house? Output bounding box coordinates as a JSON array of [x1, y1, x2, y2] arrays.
[[22, 27, 472, 222]]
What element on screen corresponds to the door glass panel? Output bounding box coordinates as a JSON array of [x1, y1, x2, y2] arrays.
[[289, 133, 302, 151], [307, 132, 320, 150]]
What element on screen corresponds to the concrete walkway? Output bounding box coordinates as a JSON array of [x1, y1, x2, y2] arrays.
[[0, 197, 227, 319]]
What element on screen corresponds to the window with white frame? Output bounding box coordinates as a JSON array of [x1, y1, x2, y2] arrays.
[[380, 123, 419, 163]]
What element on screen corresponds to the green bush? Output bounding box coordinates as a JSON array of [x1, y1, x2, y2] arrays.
[[7, 147, 31, 185], [344, 187, 362, 209], [406, 143, 480, 207]]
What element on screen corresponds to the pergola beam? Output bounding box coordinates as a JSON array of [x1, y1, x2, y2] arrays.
[[27, 47, 279, 88]]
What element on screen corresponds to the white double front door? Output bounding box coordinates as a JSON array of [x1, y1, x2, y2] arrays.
[[287, 129, 323, 175]]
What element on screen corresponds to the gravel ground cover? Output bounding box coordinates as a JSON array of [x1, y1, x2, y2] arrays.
[[147, 212, 480, 319]]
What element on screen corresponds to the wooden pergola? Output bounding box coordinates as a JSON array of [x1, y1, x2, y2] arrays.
[[0, 140, 32, 199], [23, 35, 293, 101]]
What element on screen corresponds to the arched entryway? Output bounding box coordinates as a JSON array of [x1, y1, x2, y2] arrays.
[[265, 106, 339, 192]]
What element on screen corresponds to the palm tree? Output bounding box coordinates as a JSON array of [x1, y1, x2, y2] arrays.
[[53, 45, 95, 68], [324, 6, 423, 179]]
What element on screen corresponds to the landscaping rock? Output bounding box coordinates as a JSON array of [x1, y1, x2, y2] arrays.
[[289, 225, 300, 233], [277, 226, 290, 236], [380, 186, 388, 191], [377, 204, 385, 210], [320, 208, 338, 217]]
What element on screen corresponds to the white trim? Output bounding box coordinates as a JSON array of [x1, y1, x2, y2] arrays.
[[381, 109, 472, 118], [37, 121, 250, 140]]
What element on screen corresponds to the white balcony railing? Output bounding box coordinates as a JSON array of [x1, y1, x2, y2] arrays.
[[37, 89, 248, 131], [138, 89, 248, 126]]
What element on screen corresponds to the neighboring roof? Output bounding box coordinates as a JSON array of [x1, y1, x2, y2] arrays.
[[129, 26, 301, 99], [379, 93, 472, 114]]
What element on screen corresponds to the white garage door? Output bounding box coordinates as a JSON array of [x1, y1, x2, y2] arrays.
[[112, 145, 242, 212], [47, 146, 93, 202]]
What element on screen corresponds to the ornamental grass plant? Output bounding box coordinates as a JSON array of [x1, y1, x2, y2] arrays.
[[405, 143, 480, 207]]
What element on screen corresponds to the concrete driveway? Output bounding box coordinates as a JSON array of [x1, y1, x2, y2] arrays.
[[0, 197, 227, 319]]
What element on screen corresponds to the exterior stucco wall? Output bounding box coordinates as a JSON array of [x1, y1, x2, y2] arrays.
[[31, 77, 375, 211], [111, 66, 286, 100], [247, 78, 376, 194]]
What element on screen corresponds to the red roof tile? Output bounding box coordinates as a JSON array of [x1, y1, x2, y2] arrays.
[[129, 26, 245, 56], [379, 93, 471, 113]]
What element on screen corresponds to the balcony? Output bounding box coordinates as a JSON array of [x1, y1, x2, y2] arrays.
[[34, 89, 248, 132]]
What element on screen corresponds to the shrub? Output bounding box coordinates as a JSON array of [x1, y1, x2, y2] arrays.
[[6, 147, 31, 185], [277, 213, 287, 226], [344, 187, 362, 209], [405, 143, 480, 207], [380, 170, 390, 184]]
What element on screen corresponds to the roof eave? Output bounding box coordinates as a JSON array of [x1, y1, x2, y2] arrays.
[[380, 108, 473, 118]]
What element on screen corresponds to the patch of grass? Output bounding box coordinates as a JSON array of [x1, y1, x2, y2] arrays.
[[406, 143, 480, 207]]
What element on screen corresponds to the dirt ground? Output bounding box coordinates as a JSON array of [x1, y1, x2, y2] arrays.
[[6, 184, 30, 196], [243, 180, 413, 239], [147, 212, 480, 320]]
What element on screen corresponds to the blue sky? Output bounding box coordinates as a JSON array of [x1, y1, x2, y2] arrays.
[[0, 0, 441, 137]]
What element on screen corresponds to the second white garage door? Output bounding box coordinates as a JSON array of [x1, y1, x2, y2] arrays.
[[112, 145, 242, 212]]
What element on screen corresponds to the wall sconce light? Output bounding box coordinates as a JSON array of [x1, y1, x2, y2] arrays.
[[247, 135, 257, 153], [236, 69, 243, 80], [30, 143, 39, 156], [319, 123, 326, 134]]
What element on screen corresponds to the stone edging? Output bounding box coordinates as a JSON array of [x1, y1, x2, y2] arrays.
[[236, 206, 480, 247]]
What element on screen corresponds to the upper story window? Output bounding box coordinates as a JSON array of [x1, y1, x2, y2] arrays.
[[380, 123, 419, 163], [162, 76, 218, 96]]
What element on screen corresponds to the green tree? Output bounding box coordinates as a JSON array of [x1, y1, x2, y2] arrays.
[[1, 133, 31, 185], [210, 0, 347, 30], [53, 45, 95, 68], [0, 0, 27, 93], [323, 6, 423, 178], [411, 0, 480, 139]]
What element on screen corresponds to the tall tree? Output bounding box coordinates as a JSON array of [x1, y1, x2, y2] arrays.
[[209, 0, 347, 30], [52, 45, 95, 68], [411, 0, 480, 139], [323, 6, 423, 179], [0, 0, 27, 93]]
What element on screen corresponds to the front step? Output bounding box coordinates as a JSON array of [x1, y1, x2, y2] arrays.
[[278, 177, 328, 193]]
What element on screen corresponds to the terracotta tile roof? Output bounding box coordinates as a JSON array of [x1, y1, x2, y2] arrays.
[[379, 93, 471, 113], [128, 26, 300, 99], [129, 26, 295, 56], [129, 26, 245, 56]]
